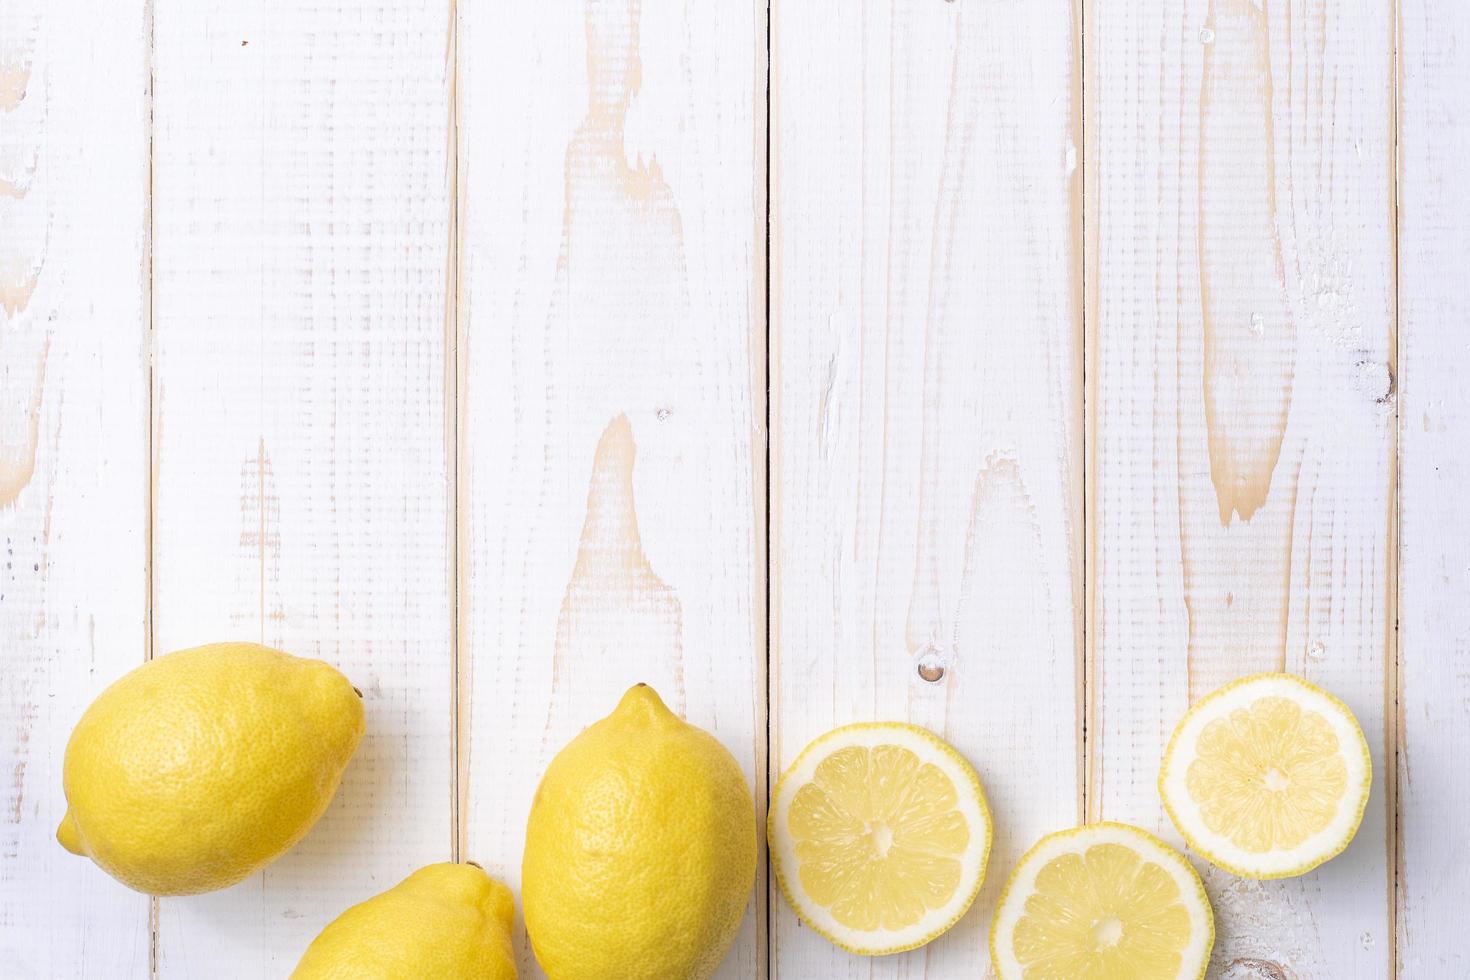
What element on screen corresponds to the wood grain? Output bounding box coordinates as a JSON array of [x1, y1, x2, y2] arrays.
[[148, 0, 453, 974], [456, 0, 765, 976], [771, 0, 1082, 974], [1086, 0, 1396, 974], [6, 0, 1452, 974], [1397, 0, 1470, 974], [0, 0, 152, 974]]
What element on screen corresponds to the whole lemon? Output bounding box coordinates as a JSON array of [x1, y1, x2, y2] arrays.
[[522, 684, 756, 980], [57, 642, 365, 895], [292, 862, 517, 979]]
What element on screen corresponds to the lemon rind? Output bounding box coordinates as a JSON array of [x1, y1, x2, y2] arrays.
[[1158, 672, 1374, 881], [768, 722, 993, 957], [988, 821, 1215, 980]]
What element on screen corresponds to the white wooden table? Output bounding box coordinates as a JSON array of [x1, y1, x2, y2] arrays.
[[2, 0, 1464, 977]]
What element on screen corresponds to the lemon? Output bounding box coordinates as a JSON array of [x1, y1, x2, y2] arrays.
[[291, 862, 517, 979], [990, 822, 1214, 980], [767, 722, 992, 956], [1159, 672, 1372, 879], [521, 684, 756, 980], [56, 642, 365, 895]]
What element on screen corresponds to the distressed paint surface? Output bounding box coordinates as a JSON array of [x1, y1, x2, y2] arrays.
[[0, 0, 152, 975], [148, 0, 453, 974], [771, 0, 1082, 975], [1398, 0, 1470, 974], [1087, 0, 1395, 975], [457, 0, 764, 976], [5, 0, 1464, 976]]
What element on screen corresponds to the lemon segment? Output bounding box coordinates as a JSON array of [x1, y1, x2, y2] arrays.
[[990, 822, 1213, 980], [768, 723, 992, 955], [1159, 673, 1372, 879]]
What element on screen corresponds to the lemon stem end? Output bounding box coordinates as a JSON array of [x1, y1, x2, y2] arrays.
[[614, 683, 677, 726]]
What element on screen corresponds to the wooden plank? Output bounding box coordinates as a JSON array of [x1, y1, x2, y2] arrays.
[[457, 0, 765, 977], [1397, 0, 1470, 974], [1086, 0, 1396, 973], [0, 0, 153, 975], [771, 0, 1082, 974], [148, 1, 453, 974]]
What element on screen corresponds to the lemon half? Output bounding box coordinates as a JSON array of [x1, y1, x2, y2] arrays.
[[768, 723, 992, 956], [1159, 672, 1372, 879], [990, 822, 1213, 980]]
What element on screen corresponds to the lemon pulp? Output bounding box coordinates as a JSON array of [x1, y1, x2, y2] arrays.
[[991, 823, 1212, 980], [1160, 672, 1372, 878], [1186, 695, 1347, 853], [788, 743, 970, 931], [1013, 843, 1192, 978], [770, 722, 991, 955]]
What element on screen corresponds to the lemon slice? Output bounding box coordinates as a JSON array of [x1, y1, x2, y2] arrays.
[[768, 722, 992, 955], [1159, 672, 1372, 879], [990, 822, 1213, 980]]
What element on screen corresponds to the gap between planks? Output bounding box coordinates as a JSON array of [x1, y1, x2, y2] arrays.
[[1387, 0, 1403, 976], [446, 0, 468, 871], [144, 0, 159, 972], [761, 4, 774, 978], [1074, 0, 1092, 835]]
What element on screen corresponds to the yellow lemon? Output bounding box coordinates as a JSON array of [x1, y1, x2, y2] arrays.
[[521, 684, 756, 980], [57, 642, 365, 895], [768, 722, 992, 955], [291, 862, 516, 979], [1159, 672, 1372, 879], [990, 822, 1214, 980]]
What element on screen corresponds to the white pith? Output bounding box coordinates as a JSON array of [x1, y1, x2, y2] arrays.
[[1160, 674, 1372, 877]]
